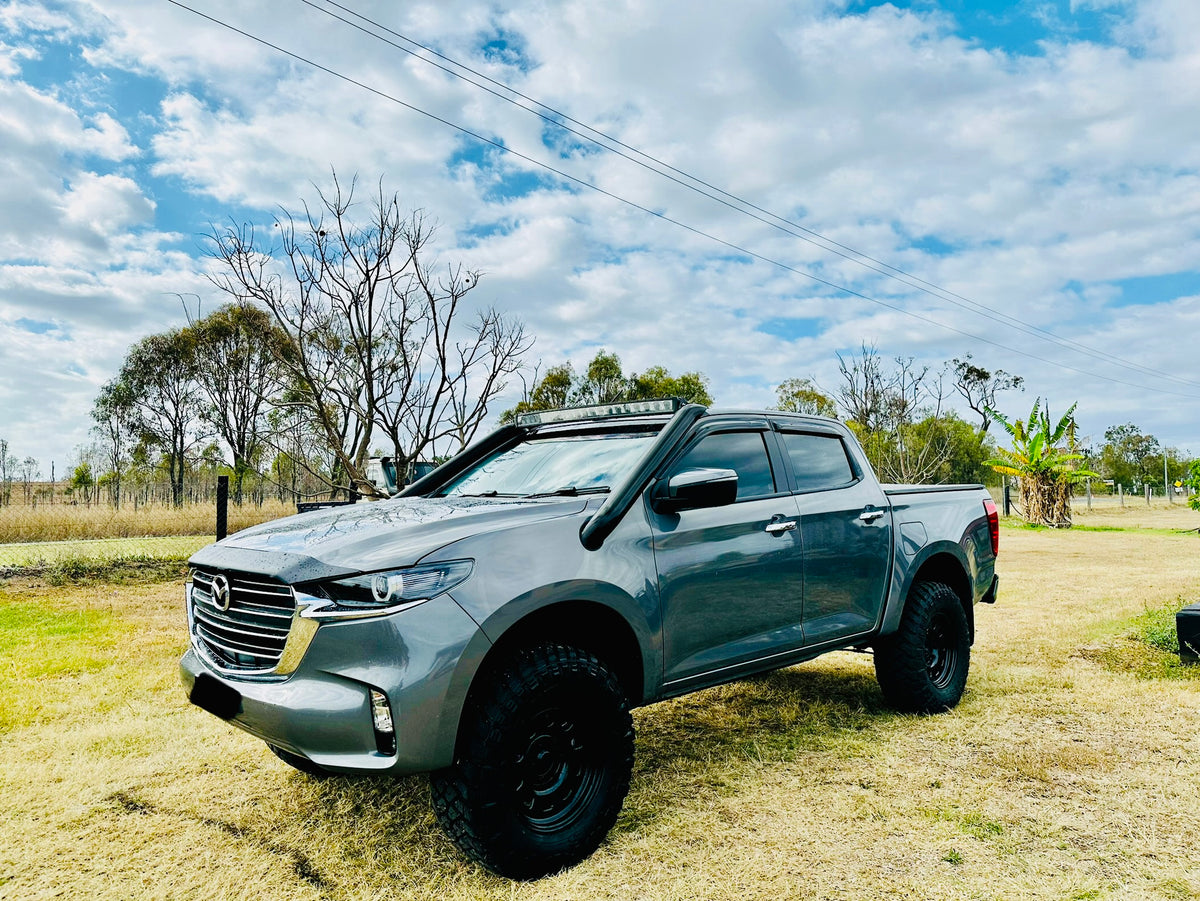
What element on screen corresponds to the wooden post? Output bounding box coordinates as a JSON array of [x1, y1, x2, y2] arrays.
[[1118, 483, 1123, 507], [1086, 478, 1092, 510], [216, 475, 229, 541]]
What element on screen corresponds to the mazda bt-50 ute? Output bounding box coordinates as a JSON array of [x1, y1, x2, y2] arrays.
[[181, 399, 999, 879]]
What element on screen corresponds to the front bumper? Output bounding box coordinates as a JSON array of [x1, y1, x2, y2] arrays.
[[180, 593, 488, 775]]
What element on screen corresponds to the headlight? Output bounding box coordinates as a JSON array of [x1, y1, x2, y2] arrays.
[[295, 560, 474, 620]]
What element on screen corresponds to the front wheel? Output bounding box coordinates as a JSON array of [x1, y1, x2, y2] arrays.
[[430, 644, 634, 880], [874, 580, 970, 713]]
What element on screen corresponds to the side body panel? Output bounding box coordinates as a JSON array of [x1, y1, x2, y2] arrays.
[[877, 485, 996, 636]]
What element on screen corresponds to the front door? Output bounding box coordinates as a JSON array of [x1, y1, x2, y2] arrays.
[[650, 426, 807, 687]]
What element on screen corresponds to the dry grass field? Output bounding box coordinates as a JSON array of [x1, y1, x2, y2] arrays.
[[0, 499, 294, 545], [1, 507, 1198, 900]]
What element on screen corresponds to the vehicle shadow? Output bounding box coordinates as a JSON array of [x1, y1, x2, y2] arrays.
[[277, 658, 895, 879]]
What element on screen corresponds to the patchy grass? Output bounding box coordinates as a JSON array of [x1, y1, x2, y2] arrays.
[[1, 527, 1200, 899], [0, 535, 211, 568]]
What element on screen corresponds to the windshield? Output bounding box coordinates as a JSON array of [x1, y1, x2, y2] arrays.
[[440, 432, 657, 497]]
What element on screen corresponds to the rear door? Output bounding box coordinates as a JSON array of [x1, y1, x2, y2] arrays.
[[649, 420, 807, 686], [775, 425, 892, 645]]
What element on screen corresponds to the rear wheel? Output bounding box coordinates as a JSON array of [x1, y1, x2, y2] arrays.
[[874, 580, 970, 713], [430, 644, 634, 880]]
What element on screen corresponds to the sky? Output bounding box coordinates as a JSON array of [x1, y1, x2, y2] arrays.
[[2, 0, 1200, 475]]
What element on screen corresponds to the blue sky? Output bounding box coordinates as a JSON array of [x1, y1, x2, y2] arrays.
[[1, 0, 1199, 472]]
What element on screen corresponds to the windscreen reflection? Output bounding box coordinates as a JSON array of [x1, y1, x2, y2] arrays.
[[442, 433, 657, 497]]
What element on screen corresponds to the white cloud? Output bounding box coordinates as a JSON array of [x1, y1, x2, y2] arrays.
[[2, 0, 1200, 465]]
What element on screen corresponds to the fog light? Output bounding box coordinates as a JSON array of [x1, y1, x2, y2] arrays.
[[369, 688, 396, 756]]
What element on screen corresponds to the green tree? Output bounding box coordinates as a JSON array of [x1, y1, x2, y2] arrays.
[[772, 378, 837, 417], [502, 350, 712, 422], [118, 329, 203, 507], [184, 302, 289, 504], [70, 461, 95, 506], [1098, 423, 1161, 491], [907, 414, 993, 485], [1186, 459, 1200, 512], [92, 378, 137, 508], [628, 365, 712, 405], [987, 398, 1096, 527]]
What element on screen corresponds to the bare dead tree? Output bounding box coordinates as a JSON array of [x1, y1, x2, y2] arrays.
[[836, 345, 952, 484], [836, 344, 890, 432], [208, 172, 530, 497]]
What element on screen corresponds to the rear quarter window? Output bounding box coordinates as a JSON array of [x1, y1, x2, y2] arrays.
[[780, 432, 856, 492]]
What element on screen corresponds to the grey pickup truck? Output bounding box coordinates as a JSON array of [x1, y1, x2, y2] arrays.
[[181, 400, 999, 879]]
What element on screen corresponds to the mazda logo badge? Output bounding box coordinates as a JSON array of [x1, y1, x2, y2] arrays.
[[212, 574, 232, 612]]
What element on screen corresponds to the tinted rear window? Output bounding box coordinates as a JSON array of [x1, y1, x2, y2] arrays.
[[780, 432, 855, 492]]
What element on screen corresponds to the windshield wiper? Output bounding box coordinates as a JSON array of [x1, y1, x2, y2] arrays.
[[524, 485, 611, 499], [452, 490, 523, 498]]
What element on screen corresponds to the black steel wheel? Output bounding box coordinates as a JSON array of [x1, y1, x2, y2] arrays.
[[874, 580, 971, 713], [430, 644, 634, 880]]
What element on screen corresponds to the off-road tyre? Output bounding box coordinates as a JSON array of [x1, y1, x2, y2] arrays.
[[267, 743, 329, 778], [874, 580, 970, 713], [429, 644, 635, 880]]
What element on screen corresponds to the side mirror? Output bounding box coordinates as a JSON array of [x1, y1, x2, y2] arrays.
[[652, 468, 738, 513]]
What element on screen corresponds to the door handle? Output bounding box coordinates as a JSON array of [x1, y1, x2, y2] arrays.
[[765, 519, 797, 534], [859, 508, 886, 523]]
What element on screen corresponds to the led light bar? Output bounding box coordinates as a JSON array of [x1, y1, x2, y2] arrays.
[[517, 398, 682, 427]]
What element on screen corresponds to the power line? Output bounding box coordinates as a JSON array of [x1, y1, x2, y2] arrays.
[[162, 0, 1200, 400], [300, 0, 1200, 393]]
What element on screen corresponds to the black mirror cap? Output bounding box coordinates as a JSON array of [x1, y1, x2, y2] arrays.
[[653, 467, 738, 513]]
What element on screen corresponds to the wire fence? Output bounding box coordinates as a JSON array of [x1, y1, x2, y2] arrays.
[[2, 475, 1195, 574], [0, 489, 294, 572]]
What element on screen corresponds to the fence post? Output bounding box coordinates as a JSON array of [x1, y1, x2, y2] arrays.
[[1146, 484, 1151, 506], [216, 475, 229, 541], [1086, 478, 1092, 510], [1003, 480, 1011, 516], [1118, 483, 1123, 507]]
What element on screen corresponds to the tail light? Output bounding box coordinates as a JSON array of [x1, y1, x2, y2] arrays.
[[983, 498, 999, 557]]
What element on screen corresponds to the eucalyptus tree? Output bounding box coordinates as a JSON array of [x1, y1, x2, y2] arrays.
[[184, 303, 289, 503], [500, 350, 713, 423], [951, 355, 1023, 434], [92, 378, 137, 507], [772, 377, 837, 418], [117, 329, 204, 507]]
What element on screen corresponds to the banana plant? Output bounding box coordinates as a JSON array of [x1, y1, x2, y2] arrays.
[[986, 398, 1097, 527]]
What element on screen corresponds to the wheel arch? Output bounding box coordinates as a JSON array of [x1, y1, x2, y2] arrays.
[[475, 600, 646, 706], [908, 550, 974, 643], [881, 543, 975, 643]]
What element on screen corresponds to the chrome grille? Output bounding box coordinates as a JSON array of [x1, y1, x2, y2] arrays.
[[190, 569, 295, 673]]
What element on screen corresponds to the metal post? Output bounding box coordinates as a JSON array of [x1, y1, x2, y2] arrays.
[[1146, 484, 1151, 506], [1003, 480, 1011, 516], [1166, 456, 1172, 504], [216, 475, 229, 541], [1119, 483, 1123, 507], [1086, 478, 1092, 510]]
